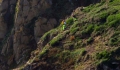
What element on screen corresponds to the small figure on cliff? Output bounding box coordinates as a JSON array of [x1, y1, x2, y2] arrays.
[[61, 20, 66, 31]]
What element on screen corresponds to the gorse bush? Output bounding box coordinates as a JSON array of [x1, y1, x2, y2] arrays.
[[93, 24, 106, 35], [87, 37, 93, 44], [107, 14, 120, 22], [66, 17, 77, 25], [106, 13, 120, 27], [110, 0, 120, 5], [109, 31, 120, 46], [57, 48, 86, 63], [58, 50, 71, 63], [99, 11, 109, 22], [66, 17, 73, 25], [49, 31, 68, 46], [82, 24, 94, 35], [49, 35, 62, 46], [94, 25, 106, 32], [71, 48, 86, 57], [108, 20, 119, 27], [83, 4, 94, 12], [96, 50, 111, 59], [70, 27, 79, 35], [38, 49, 49, 59], [85, 24, 94, 34]]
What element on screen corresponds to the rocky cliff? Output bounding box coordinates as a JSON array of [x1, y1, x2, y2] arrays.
[[1, 0, 117, 70], [0, 0, 56, 68]]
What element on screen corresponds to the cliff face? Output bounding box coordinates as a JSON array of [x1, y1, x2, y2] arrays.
[[0, 0, 16, 42], [0, 0, 102, 69], [0, 54, 9, 70], [1, 0, 55, 67]]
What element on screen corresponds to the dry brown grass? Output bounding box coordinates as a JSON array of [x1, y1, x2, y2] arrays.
[[62, 59, 74, 70], [70, 35, 75, 41]]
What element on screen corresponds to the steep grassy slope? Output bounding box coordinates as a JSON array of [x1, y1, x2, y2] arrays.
[[19, 0, 120, 70]]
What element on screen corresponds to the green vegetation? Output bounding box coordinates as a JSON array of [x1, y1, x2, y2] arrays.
[[106, 13, 120, 27], [49, 30, 69, 46], [22, 0, 120, 70], [71, 48, 86, 57], [56, 48, 86, 63], [41, 31, 50, 41], [94, 25, 106, 32], [96, 50, 111, 59], [95, 50, 112, 66], [58, 50, 71, 63], [41, 29, 57, 41], [66, 17, 77, 25], [83, 4, 95, 12], [95, 47, 120, 66], [86, 37, 93, 44], [15, 0, 20, 18], [38, 49, 49, 59], [93, 24, 106, 35], [99, 11, 109, 22], [109, 31, 120, 46], [110, 0, 120, 5], [70, 27, 79, 35], [81, 24, 94, 35], [49, 34, 63, 46]]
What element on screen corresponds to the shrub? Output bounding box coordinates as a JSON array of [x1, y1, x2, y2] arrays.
[[38, 48, 49, 59], [106, 13, 120, 27], [96, 50, 111, 59], [41, 29, 57, 41], [63, 42, 74, 50], [108, 20, 119, 27], [85, 24, 94, 33], [81, 24, 94, 35], [59, 50, 71, 63], [70, 27, 79, 35], [70, 21, 79, 29], [109, 38, 118, 46], [66, 17, 74, 25], [109, 31, 120, 46], [94, 25, 106, 32], [82, 4, 94, 12], [49, 31, 68, 46], [66, 17, 77, 25], [49, 36, 62, 46], [93, 24, 106, 35], [87, 37, 94, 44], [110, 0, 120, 5], [99, 12, 109, 22], [71, 48, 86, 58]]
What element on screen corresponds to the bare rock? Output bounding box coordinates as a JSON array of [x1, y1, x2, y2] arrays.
[[34, 18, 57, 42], [13, 0, 52, 64]]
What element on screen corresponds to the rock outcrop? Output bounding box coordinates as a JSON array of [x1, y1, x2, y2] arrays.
[[0, 54, 9, 70], [0, 0, 55, 67], [0, 0, 17, 42], [34, 17, 57, 42]]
